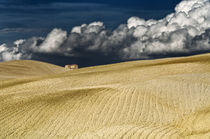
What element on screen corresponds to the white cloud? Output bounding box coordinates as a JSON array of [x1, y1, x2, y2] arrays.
[[14, 39, 25, 47], [39, 28, 67, 53], [0, 44, 8, 53], [175, 0, 208, 14], [0, 43, 24, 61], [127, 17, 146, 29]]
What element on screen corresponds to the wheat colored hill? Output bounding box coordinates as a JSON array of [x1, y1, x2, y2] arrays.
[[0, 54, 210, 139], [0, 60, 66, 80]]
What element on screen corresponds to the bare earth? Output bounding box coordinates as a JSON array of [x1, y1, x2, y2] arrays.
[[0, 54, 210, 139]]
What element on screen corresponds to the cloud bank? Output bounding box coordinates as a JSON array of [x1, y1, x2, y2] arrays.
[[0, 0, 210, 66]]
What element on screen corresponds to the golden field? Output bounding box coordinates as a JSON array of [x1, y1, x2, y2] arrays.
[[0, 54, 210, 139]]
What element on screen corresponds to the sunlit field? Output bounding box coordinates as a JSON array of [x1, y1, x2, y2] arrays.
[[0, 53, 210, 138]]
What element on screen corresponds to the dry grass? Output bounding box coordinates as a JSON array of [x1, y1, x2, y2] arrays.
[[0, 60, 66, 80], [0, 54, 210, 139]]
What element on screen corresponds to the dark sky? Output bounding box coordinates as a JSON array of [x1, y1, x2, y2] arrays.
[[0, 0, 181, 44]]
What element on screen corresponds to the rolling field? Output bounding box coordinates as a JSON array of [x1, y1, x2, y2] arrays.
[[0, 54, 210, 138], [0, 60, 66, 80]]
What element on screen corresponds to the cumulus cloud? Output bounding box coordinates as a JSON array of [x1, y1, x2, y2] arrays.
[[38, 29, 67, 53], [0, 0, 210, 65], [0, 42, 26, 61]]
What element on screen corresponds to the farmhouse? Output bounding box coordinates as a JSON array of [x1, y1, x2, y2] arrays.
[[65, 64, 79, 70]]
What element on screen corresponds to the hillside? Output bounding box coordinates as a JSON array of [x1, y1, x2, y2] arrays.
[[0, 60, 66, 80], [0, 54, 210, 138]]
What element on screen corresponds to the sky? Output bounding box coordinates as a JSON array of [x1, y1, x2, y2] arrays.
[[0, 0, 210, 67], [0, 0, 181, 43]]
